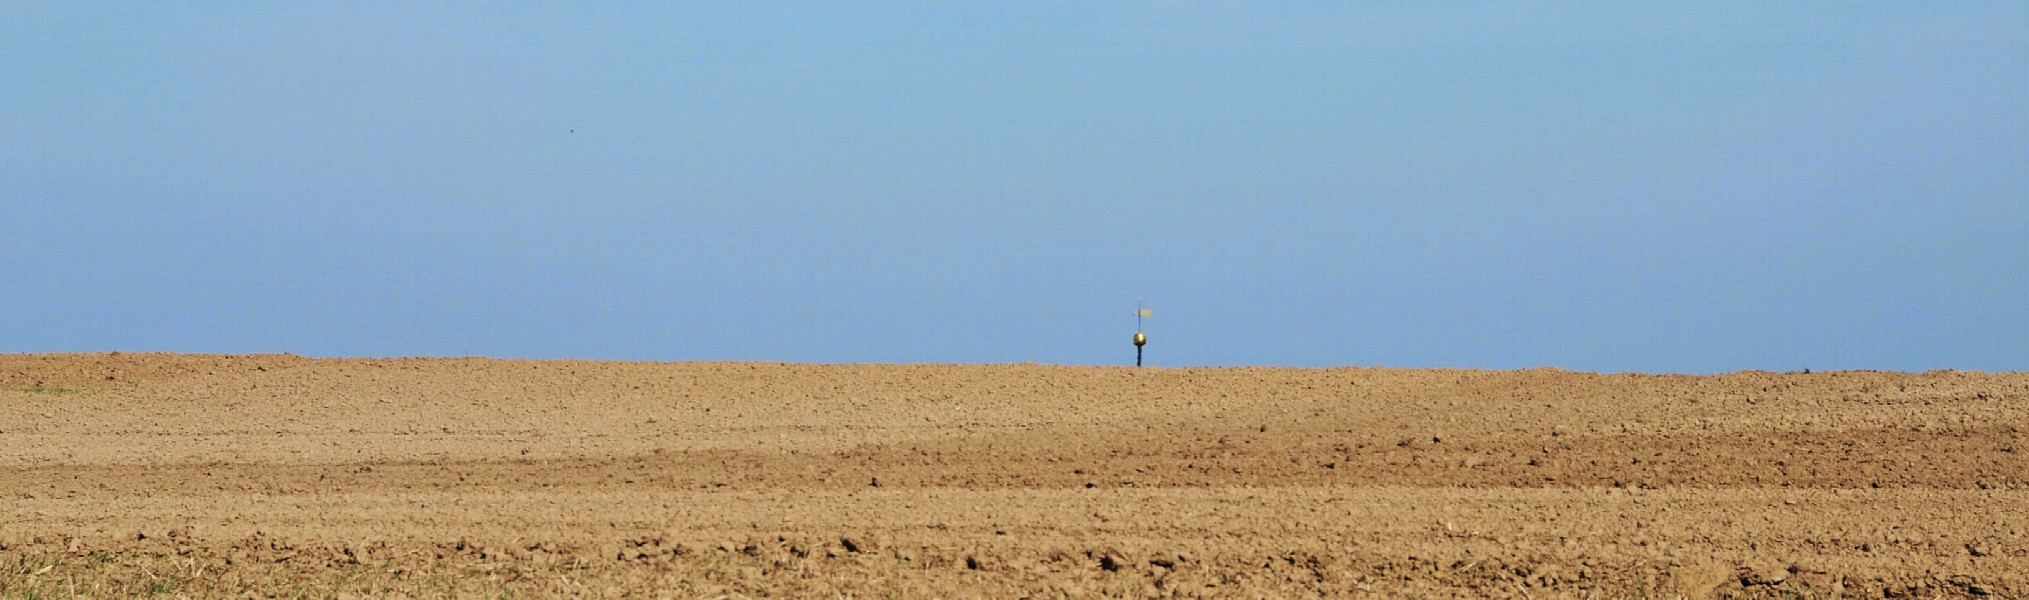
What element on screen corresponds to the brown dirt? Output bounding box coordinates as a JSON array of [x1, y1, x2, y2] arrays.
[[2, 352, 2026, 598]]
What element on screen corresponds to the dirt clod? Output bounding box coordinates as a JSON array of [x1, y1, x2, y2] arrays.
[[1099, 554, 1124, 572]]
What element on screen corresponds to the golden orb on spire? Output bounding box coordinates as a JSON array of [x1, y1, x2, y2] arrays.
[[1133, 331, 1147, 347]]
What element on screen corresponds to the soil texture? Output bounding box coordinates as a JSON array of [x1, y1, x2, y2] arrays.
[[3, 353, 2027, 598]]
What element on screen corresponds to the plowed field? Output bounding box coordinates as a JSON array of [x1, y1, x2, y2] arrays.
[[3, 353, 2026, 598]]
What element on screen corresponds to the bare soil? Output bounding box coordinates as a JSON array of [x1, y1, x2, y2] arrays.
[[3, 353, 2026, 598]]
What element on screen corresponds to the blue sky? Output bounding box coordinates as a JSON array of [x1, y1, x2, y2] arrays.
[[3, 4, 2024, 372]]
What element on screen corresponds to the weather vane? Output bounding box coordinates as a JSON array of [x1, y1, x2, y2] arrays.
[[1133, 298, 1150, 367]]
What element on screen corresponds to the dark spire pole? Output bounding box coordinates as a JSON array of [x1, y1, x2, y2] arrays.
[[1133, 298, 1148, 367]]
